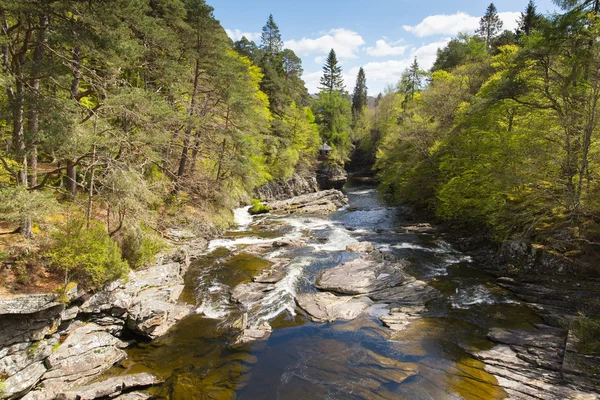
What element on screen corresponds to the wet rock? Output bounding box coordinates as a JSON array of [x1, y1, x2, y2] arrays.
[[345, 242, 374, 253], [486, 326, 564, 349], [254, 172, 319, 201], [295, 292, 373, 322], [253, 259, 289, 284], [272, 239, 304, 248], [55, 373, 160, 400], [368, 278, 441, 306], [315, 256, 408, 295], [266, 190, 348, 215], [230, 282, 275, 304], [379, 305, 426, 332], [235, 322, 272, 345]]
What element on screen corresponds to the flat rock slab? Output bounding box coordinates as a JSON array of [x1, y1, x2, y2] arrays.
[[56, 372, 160, 400], [266, 190, 348, 215], [0, 294, 60, 315], [315, 257, 408, 295], [295, 292, 373, 322], [368, 279, 441, 306], [487, 327, 565, 349], [40, 323, 129, 393], [346, 242, 374, 253]]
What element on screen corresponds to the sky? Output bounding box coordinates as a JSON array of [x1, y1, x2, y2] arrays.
[[209, 0, 559, 95]]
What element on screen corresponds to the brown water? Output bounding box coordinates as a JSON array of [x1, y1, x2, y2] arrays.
[[110, 178, 545, 399]]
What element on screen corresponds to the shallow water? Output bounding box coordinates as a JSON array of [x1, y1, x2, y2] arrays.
[[112, 177, 544, 399]]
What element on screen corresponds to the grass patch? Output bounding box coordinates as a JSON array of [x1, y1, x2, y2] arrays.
[[572, 312, 600, 354]]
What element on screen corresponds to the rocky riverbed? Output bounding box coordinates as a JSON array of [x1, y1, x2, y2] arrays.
[[2, 182, 599, 400]]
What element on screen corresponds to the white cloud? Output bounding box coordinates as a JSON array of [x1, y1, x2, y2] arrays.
[[346, 38, 451, 93], [365, 39, 407, 57], [314, 56, 325, 64], [403, 11, 521, 38], [302, 71, 323, 94], [285, 28, 365, 59], [225, 29, 260, 42]]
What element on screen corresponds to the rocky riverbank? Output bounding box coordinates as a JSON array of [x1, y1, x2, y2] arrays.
[[0, 237, 208, 400]]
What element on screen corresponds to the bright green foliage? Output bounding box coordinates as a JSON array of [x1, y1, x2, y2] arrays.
[[249, 199, 270, 215], [313, 91, 353, 162], [47, 220, 129, 289], [373, 7, 600, 254], [0, 187, 59, 227]]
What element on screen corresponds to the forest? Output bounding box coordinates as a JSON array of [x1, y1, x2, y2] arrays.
[[1, 0, 599, 293]]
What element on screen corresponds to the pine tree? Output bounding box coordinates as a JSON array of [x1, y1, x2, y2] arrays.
[[352, 67, 368, 116], [517, 0, 542, 36], [477, 3, 503, 49], [319, 49, 345, 93], [399, 57, 425, 108], [260, 14, 283, 57]]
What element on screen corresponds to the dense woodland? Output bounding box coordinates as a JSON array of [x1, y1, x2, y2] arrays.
[[1, 0, 599, 292], [0, 0, 349, 289], [359, 0, 600, 268]]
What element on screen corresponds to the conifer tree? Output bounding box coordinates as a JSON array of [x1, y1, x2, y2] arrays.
[[319, 49, 345, 93], [260, 14, 283, 57], [477, 3, 503, 49], [352, 67, 368, 116], [517, 0, 542, 36]]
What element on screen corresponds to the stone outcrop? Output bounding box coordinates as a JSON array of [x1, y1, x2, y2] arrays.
[[465, 324, 600, 400], [295, 292, 373, 322], [315, 255, 409, 295], [345, 242, 374, 253], [266, 190, 348, 215], [316, 163, 347, 191], [0, 236, 208, 399], [80, 262, 193, 340], [53, 373, 159, 400], [254, 173, 319, 201]]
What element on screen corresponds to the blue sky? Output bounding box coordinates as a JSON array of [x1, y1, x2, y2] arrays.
[[210, 0, 558, 94]]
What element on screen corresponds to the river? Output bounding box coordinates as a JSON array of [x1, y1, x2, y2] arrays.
[[114, 177, 545, 399]]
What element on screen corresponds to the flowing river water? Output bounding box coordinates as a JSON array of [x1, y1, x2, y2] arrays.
[[113, 177, 545, 399]]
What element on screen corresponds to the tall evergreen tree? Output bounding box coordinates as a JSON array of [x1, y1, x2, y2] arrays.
[[398, 57, 425, 108], [319, 49, 345, 93], [477, 3, 504, 49], [352, 67, 368, 116], [517, 0, 542, 36], [260, 14, 283, 57]]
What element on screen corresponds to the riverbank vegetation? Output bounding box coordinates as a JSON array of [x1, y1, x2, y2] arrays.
[[0, 1, 355, 292], [359, 1, 600, 270]]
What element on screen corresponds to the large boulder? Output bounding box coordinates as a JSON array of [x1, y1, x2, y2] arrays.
[[368, 278, 441, 306], [315, 257, 408, 295], [266, 190, 348, 215], [295, 292, 373, 322]]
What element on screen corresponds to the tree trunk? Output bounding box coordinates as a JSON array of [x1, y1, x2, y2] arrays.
[[27, 14, 48, 188], [66, 159, 77, 197], [215, 138, 227, 182], [86, 144, 96, 229], [177, 59, 201, 179]]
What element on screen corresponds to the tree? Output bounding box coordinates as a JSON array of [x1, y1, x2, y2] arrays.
[[517, 0, 543, 36], [319, 49, 345, 93], [477, 3, 504, 49], [260, 14, 283, 57], [352, 67, 368, 117], [398, 57, 426, 109]]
